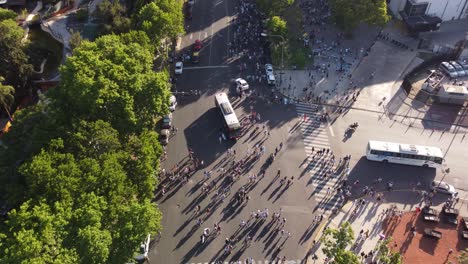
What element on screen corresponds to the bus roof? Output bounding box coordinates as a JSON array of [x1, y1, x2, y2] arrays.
[[215, 93, 240, 129], [368, 140, 443, 158]]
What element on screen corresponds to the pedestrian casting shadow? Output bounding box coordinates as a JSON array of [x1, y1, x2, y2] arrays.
[[272, 184, 291, 203], [299, 222, 319, 245], [184, 108, 236, 172], [346, 157, 436, 198]]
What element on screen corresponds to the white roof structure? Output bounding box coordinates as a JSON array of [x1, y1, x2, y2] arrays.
[[368, 140, 443, 158]]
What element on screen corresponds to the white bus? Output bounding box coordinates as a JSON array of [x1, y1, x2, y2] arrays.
[[366, 140, 443, 168], [214, 93, 242, 139]]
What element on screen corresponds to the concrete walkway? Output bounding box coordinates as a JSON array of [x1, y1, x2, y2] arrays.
[[306, 189, 468, 263]]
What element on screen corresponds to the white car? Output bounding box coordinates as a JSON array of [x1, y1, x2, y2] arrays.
[[168, 95, 177, 112], [265, 64, 274, 76], [267, 73, 276, 85], [430, 181, 458, 196], [175, 62, 183, 75], [235, 78, 249, 92], [187, 0, 195, 5]]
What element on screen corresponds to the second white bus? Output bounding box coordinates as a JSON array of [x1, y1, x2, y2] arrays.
[[366, 140, 443, 168]]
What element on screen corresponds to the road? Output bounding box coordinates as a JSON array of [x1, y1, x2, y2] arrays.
[[148, 1, 468, 263], [327, 105, 468, 198], [148, 0, 323, 263]]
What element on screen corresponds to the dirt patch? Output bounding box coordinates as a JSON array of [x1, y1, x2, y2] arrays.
[[382, 211, 468, 264]]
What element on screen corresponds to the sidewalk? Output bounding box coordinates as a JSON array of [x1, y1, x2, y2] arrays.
[[306, 189, 468, 263]]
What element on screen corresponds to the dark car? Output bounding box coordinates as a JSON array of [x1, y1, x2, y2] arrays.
[[185, 4, 192, 20]]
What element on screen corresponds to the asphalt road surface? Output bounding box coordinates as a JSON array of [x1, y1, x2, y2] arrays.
[[148, 0, 468, 263], [149, 0, 322, 263]]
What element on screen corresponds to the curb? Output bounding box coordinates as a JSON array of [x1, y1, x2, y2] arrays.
[[304, 200, 353, 264]]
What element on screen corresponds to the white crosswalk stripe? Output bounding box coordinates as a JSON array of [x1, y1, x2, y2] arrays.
[[187, 259, 303, 264], [295, 102, 343, 212]]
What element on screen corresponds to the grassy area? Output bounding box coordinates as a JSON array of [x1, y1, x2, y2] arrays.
[[269, 2, 312, 69]]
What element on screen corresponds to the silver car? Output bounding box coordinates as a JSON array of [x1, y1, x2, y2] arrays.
[[430, 181, 457, 196]]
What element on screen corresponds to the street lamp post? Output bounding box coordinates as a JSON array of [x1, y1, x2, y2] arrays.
[[260, 32, 285, 74]]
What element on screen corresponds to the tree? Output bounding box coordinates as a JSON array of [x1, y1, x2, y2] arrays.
[[52, 33, 171, 135], [0, 7, 17, 21], [7, 120, 163, 263], [0, 200, 79, 264], [267, 16, 287, 37], [330, 0, 390, 33], [0, 76, 15, 120], [0, 18, 33, 94], [256, 0, 294, 16], [321, 222, 361, 264], [94, 0, 131, 34], [69, 30, 83, 51], [458, 249, 468, 264], [377, 237, 402, 264], [134, 0, 184, 45]]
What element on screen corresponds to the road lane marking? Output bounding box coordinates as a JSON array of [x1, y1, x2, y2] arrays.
[[328, 125, 335, 137], [184, 65, 229, 69]]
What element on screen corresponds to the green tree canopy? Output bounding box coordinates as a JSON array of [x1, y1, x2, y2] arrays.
[[330, 0, 390, 33], [267, 16, 288, 38], [134, 0, 184, 45], [0, 18, 33, 93], [0, 76, 15, 120], [0, 119, 163, 263], [0, 7, 17, 21], [321, 222, 361, 264], [377, 237, 402, 264], [94, 0, 131, 34], [52, 33, 171, 135], [256, 0, 294, 16]]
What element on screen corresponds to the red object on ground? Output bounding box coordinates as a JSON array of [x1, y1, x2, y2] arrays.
[[193, 40, 202, 51], [382, 211, 468, 264]]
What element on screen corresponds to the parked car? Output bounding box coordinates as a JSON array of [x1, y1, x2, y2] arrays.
[[159, 129, 170, 145], [175, 62, 183, 75], [168, 95, 177, 112], [440, 62, 458, 78], [267, 73, 276, 85], [184, 4, 192, 19], [449, 61, 465, 77], [187, 0, 195, 5], [265, 64, 274, 76], [162, 113, 172, 129], [235, 78, 249, 93], [457, 60, 468, 75], [430, 180, 458, 196]]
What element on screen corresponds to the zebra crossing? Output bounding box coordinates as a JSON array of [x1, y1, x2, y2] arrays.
[[187, 259, 303, 264], [295, 102, 344, 212]]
